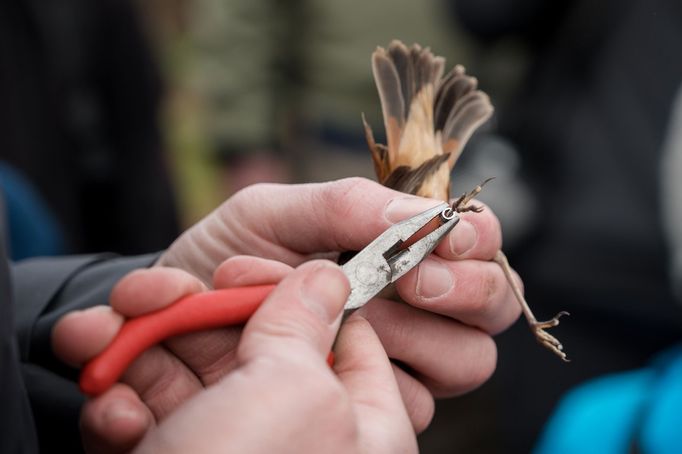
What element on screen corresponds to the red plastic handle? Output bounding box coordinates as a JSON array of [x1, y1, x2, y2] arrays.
[[80, 285, 275, 396]]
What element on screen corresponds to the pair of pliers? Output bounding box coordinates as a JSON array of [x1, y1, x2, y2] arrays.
[[80, 203, 459, 396]]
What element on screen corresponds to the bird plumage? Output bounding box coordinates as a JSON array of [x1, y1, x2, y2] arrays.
[[364, 40, 569, 361], [364, 40, 493, 201]]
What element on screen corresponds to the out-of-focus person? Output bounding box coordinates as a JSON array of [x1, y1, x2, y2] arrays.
[[0, 0, 180, 256], [444, 0, 682, 452]]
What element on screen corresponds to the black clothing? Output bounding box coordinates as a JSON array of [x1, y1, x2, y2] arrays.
[[0, 208, 156, 453], [0, 0, 179, 255], [441, 0, 682, 452], [0, 222, 38, 453]]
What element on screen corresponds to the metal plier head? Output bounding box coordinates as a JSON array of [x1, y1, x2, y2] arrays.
[[342, 203, 459, 310]]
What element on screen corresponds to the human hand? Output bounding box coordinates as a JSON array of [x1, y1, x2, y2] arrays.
[[56, 260, 416, 453], [53, 177, 521, 450], [157, 178, 522, 422]]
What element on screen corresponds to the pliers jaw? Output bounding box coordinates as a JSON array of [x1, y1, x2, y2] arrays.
[[342, 203, 459, 310]]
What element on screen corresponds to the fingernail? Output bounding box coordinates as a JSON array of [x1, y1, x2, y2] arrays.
[[450, 220, 477, 256], [416, 258, 454, 299], [384, 197, 441, 223], [104, 400, 140, 425], [301, 264, 348, 324]]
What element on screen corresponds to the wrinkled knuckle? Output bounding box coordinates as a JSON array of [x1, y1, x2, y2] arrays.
[[135, 364, 188, 410]]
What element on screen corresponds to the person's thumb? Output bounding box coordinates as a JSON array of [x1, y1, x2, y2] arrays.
[[237, 260, 349, 366]]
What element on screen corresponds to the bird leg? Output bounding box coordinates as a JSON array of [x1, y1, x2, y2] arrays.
[[493, 250, 570, 361], [454, 178, 570, 362]]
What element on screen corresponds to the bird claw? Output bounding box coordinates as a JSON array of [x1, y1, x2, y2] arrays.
[[453, 177, 495, 213], [455, 202, 485, 213], [530, 312, 570, 362]]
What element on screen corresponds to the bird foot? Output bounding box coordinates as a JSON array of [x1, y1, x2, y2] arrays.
[[493, 250, 570, 362], [453, 177, 495, 213], [453, 181, 572, 362], [529, 311, 570, 362]]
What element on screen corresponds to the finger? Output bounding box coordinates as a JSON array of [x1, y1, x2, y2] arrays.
[[119, 345, 203, 420], [392, 365, 435, 434], [162, 328, 243, 386], [213, 256, 293, 288], [334, 316, 417, 452], [395, 256, 522, 334], [236, 178, 500, 264], [110, 267, 207, 317], [80, 383, 154, 454], [57, 267, 243, 424], [238, 260, 349, 365], [226, 178, 446, 261], [161, 256, 294, 385], [433, 201, 503, 261], [357, 298, 497, 397], [159, 177, 495, 284], [52, 306, 124, 366]]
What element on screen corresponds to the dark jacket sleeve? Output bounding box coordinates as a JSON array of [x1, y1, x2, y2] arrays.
[[12, 253, 159, 454], [14, 253, 158, 374], [1, 242, 38, 453]]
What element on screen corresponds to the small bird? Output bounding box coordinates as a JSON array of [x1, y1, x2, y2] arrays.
[[364, 40, 568, 360]]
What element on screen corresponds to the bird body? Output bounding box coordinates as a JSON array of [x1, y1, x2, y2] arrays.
[[365, 40, 569, 360]]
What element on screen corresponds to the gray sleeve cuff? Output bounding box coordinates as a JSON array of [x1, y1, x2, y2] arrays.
[[13, 253, 160, 379]]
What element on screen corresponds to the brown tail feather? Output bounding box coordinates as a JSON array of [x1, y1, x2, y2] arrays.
[[366, 40, 492, 199]]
